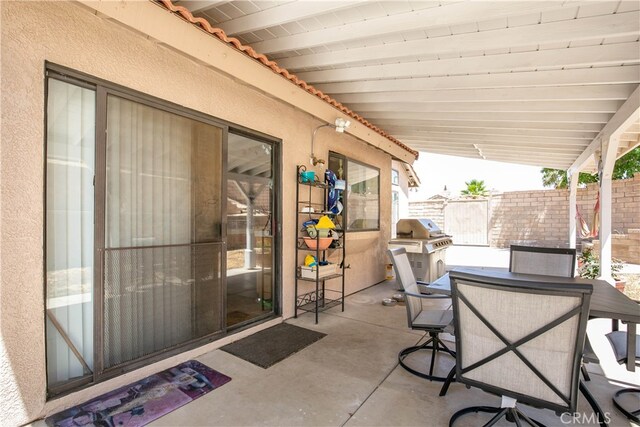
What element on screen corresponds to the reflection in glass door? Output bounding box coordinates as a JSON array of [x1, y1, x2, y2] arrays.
[[226, 132, 274, 327]]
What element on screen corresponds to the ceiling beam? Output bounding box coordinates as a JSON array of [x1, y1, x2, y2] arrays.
[[403, 140, 586, 152], [334, 85, 636, 104], [414, 147, 570, 168], [370, 120, 604, 133], [413, 146, 573, 167], [254, 1, 589, 54], [391, 129, 594, 141], [569, 85, 640, 174], [381, 126, 597, 140], [228, 172, 271, 185], [402, 139, 585, 153], [364, 111, 612, 123], [277, 11, 640, 69], [316, 66, 640, 94], [235, 158, 270, 174], [215, 1, 367, 36], [298, 42, 639, 83], [348, 100, 622, 114], [404, 145, 585, 157]]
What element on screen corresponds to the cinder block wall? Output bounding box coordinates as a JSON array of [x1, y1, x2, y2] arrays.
[[590, 230, 640, 264], [408, 198, 446, 227], [409, 174, 640, 251]]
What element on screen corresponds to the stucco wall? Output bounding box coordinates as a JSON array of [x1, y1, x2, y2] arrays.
[[391, 160, 411, 238], [0, 1, 392, 424]]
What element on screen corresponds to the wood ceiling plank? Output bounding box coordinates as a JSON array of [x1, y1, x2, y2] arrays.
[[370, 120, 604, 133], [215, 1, 367, 35], [399, 137, 587, 151], [297, 42, 639, 83], [253, 1, 587, 54], [349, 100, 622, 113], [180, 0, 228, 13], [334, 85, 636, 104], [388, 128, 596, 141], [411, 146, 573, 167], [316, 66, 640, 94], [364, 111, 612, 123], [276, 11, 639, 68], [402, 140, 586, 152]]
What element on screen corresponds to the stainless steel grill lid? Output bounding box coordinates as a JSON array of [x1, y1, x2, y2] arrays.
[[396, 218, 443, 239]]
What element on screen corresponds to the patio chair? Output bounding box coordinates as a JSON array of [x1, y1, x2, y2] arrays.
[[387, 247, 455, 382], [509, 245, 577, 277], [509, 244, 599, 380], [605, 310, 640, 423], [447, 269, 592, 427]]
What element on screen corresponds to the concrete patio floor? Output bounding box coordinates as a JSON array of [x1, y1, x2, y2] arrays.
[[148, 276, 638, 427]]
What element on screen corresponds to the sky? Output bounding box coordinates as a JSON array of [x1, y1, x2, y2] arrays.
[[409, 153, 548, 200]]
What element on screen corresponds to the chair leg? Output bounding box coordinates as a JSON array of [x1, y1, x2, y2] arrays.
[[449, 405, 545, 427], [436, 336, 456, 357], [581, 364, 591, 381], [429, 339, 438, 376], [439, 365, 456, 396], [399, 332, 455, 382], [580, 380, 609, 427], [513, 408, 545, 427], [612, 387, 640, 423], [449, 406, 501, 427], [483, 407, 509, 427]]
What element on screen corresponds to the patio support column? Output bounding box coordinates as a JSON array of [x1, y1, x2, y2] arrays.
[[233, 180, 260, 270], [598, 135, 620, 284], [568, 171, 578, 250]]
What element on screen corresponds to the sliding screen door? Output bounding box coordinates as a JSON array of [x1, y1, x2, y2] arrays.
[[102, 94, 224, 370]]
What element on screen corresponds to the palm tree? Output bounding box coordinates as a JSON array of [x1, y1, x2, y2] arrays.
[[461, 179, 489, 198]]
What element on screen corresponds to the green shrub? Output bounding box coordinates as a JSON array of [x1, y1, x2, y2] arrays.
[[578, 247, 623, 280]]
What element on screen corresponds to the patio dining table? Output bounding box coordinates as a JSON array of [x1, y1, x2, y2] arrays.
[[426, 268, 640, 371]]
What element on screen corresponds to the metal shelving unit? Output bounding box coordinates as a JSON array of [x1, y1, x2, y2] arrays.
[[294, 165, 345, 324]]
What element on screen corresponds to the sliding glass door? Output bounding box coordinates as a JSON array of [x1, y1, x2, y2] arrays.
[[101, 94, 224, 370], [45, 68, 279, 396], [225, 132, 275, 327]]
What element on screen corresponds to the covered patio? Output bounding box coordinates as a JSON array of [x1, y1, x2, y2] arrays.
[[35, 269, 636, 427], [168, 0, 640, 279], [1, 1, 639, 426]]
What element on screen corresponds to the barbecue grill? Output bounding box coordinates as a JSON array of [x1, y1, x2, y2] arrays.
[[388, 219, 453, 284]]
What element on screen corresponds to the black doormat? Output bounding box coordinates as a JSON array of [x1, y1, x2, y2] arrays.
[[221, 323, 326, 368]]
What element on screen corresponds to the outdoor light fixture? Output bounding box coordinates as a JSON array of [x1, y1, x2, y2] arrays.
[[334, 117, 351, 133], [310, 117, 352, 166]]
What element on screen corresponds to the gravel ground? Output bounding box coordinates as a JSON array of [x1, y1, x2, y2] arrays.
[[619, 273, 640, 301]]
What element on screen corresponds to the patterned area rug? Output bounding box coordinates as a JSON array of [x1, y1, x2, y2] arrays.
[[46, 360, 231, 427]]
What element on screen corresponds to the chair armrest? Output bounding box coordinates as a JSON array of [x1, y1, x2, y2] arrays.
[[414, 281, 451, 299], [404, 291, 440, 300]]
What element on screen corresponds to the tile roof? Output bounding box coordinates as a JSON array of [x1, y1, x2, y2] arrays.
[[156, 0, 419, 160]]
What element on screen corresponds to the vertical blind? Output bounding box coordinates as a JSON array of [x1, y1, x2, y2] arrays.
[[103, 95, 223, 368], [45, 78, 96, 387], [46, 76, 225, 390]]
